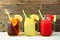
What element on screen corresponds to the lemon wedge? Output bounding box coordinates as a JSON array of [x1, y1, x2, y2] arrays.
[[53, 15, 56, 22], [30, 14, 39, 21], [14, 15, 22, 22]]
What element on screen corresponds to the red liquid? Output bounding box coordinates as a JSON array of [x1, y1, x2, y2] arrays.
[[40, 20, 52, 36], [8, 20, 20, 36]]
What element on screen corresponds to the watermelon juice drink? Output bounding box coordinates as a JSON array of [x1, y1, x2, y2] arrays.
[[38, 10, 53, 36], [40, 19, 52, 36]]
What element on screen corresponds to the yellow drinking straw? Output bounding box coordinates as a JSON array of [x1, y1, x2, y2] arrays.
[[22, 10, 27, 17], [5, 9, 10, 19], [38, 10, 45, 20]]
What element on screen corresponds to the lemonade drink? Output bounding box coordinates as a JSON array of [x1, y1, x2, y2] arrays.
[[24, 17, 36, 36], [24, 14, 39, 36]]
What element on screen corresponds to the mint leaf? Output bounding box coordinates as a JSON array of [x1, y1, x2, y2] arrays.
[[26, 13, 31, 18]]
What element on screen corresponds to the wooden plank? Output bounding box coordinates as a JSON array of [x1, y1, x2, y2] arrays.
[[0, 0, 59, 4]]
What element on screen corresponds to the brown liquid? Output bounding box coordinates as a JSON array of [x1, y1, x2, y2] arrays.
[[8, 20, 20, 36]]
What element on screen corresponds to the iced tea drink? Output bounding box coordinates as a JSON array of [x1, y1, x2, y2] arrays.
[[8, 17, 20, 36]]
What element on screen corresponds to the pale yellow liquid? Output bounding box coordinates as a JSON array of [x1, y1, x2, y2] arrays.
[[24, 18, 36, 36]]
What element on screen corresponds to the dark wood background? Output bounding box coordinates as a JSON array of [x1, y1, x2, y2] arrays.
[[0, 0, 60, 32]]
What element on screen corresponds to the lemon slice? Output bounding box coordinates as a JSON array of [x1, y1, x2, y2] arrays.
[[53, 15, 56, 22], [14, 15, 22, 22], [31, 14, 39, 21], [9, 17, 17, 27]]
